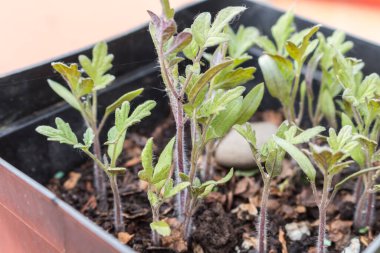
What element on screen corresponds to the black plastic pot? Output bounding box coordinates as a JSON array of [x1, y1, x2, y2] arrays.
[[0, 0, 379, 252]]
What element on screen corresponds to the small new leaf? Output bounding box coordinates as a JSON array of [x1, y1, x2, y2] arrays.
[[150, 220, 171, 236]]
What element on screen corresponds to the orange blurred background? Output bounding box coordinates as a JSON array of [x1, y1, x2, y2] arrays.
[[0, 0, 379, 75]]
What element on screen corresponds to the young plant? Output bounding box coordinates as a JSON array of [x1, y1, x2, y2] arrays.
[[235, 122, 324, 253], [202, 24, 261, 180], [257, 11, 324, 125], [305, 31, 353, 127], [333, 52, 380, 230], [148, 0, 264, 238], [36, 100, 156, 232], [47, 42, 143, 210], [274, 126, 369, 253], [138, 138, 190, 246]]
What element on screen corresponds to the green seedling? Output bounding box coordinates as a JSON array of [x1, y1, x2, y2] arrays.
[[236, 121, 324, 253], [148, 0, 263, 240], [274, 125, 380, 253], [37, 100, 156, 232], [257, 11, 320, 125], [334, 52, 380, 230], [139, 138, 190, 245], [46, 42, 143, 210]]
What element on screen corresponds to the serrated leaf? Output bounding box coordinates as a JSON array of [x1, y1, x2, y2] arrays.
[[188, 60, 233, 102], [161, 0, 174, 19], [79, 41, 115, 89], [105, 88, 143, 116], [36, 117, 78, 146], [150, 220, 171, 236], [235, 83, 264, 124], [273, 136, 316, 182], [48, 80, 81, 111], [209, 6, 246, 37]]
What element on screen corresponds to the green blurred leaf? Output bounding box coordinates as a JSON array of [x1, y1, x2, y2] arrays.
[[139, 138, 154, 182], [235, 83, 264, 124], [271, 11, 295, 53], [150, 220, 171, 236], [191, 12, 211, 47], [209, 6, 246, 37]]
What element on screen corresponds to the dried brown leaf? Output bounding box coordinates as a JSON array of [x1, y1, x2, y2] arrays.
[[63, 172, 81, 190], [118, 232, 134, 244]]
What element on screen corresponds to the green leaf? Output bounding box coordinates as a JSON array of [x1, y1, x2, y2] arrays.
[[105, 88, 143, 116], [164, 181, 190, 199], [258, 55, 292, 104], [183, 34, 199, 60], [197, 86, 245, 119], [205, 97, 243, 141], [234, 123, 257, 149], [83, 128, 94, 148], [291, 126, 325, 145], [152, 138, 175, 184], [320, 90, 337, 128], [36, 117, 78, 146], [227, 25, 259, 58], [48, 80, 81, 111], [212, 67, 256, 90], [150, 220, 171, 236], [147, 190, 159, 207], [188, 60, 233, 102], [256, 36, 277, 54], [271, 11, 295, 52], [139, 138, 154, 182], [209, 7, 246, 37], [235, 83, 264, 124], [79, 41, 115, 89], [204, 34, 230, 48], [161, 0, 174, 19], [191, 12, 211, 47], [273, 136, 316, 182]]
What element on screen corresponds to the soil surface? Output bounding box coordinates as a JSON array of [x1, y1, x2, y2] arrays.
[[47, 111, 380, 253]]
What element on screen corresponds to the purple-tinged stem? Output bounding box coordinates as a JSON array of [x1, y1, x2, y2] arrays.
[[93, 133, 108, 212], [109, 175, 124, 233], [151, 206, 160, 246], [317, 206, 327, 253], [258, 180, 270, 253]]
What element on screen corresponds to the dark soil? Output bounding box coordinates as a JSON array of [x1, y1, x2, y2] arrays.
[[46, 111, 380, 253]]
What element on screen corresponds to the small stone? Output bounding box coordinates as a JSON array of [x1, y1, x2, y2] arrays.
[[285, 221, 311, 241], [215, 122, 278, 169]]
